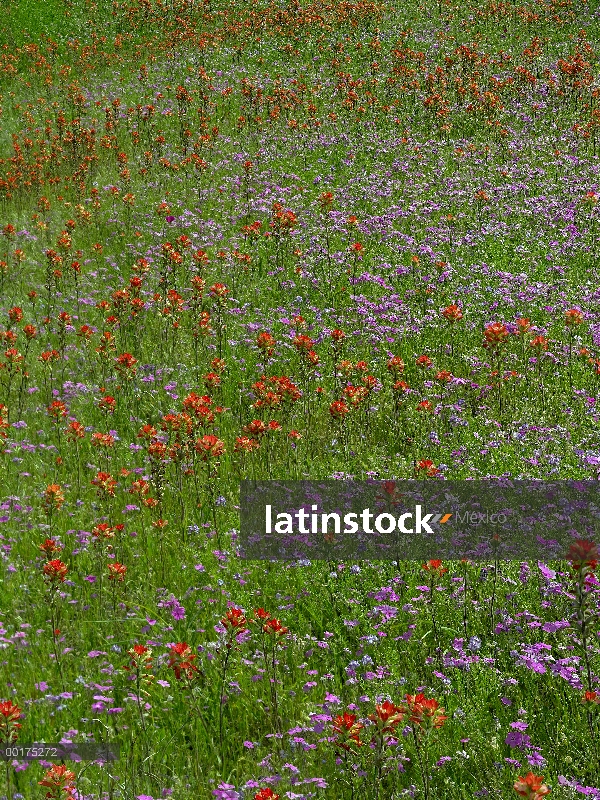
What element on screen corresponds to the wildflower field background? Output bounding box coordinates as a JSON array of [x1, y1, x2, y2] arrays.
[[2, 0, 600, 797]]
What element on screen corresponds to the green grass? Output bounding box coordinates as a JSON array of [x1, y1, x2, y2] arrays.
[[1, 0, 600, 797], [0, 0, 74, 46]]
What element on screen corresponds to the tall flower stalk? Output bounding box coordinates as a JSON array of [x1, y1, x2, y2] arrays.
[[566, 538, 599, 746], [0, 700, 23, 800]]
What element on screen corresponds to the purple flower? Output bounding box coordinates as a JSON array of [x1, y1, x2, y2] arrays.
[[505, 758, 522, 768], [527, 750, 546, 768], [212, 784, 240, 800], [505, 731, 532, 750], [542, 620, 570, 633], [510, 721, 529, 731]]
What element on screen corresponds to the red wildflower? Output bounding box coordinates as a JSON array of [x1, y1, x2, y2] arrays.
[[263, 618, 289, 636], [387, 356, 405, 376], [256, 332, 276, 356], [194, 434, 225, 459], [168, 642, 199, 681], [221, 607, 248, 633], [404, 693, 447, 730], [516, 318, 531, 334], [415, 459, 438, 477], [38, 349, 60, 364], [123, 643, 155, 697], [566, 538, 598, 572], [114, 352, 138, 377], [91, 432, 115, 448], [210, 283, 229, 298], [319, 191, 335, 210], [422, 559, 448, 576], [331, 711, 363, 750], [78, 324, 94, 340], [581, 691, 600, 705], [43, 559, 68, 584], [530, 335, 548, 352], [204, 372, 221, 388], [0, 700, 22, 743], [513, 773, 551, 799], [293, 334, 314, 352], [92, 523, 115, 542], [254, 790, 280, 800], [330, 400, 350, 419], [442, 304, 463, 322], [91, 471, 117, 497], [484, 322, 509, 346], [234, 436, 260, 452], [129, 478, 150, 495], [47, 400, 68, 419], [138, 424, 158, 440], [107, 562, 127, 581], [244, 419, 267, 437], [565, 308, 583, 326], [368, 700, 404, 734], [147, 440, 167, 460], [42, 484, 65, 512], [38, 764, 77, 800], [7, 307, 23, 325], [98, 395, 116, 413], [39, 539, 62, 558]]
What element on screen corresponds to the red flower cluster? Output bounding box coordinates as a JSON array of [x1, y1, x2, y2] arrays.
[[404, 693, 448, 730], [513, 773, 551, 799], [168, 642, 199, 681], [38, 764, 77, 800], [0, 700, 22, 743], [566, 538, 598, 572], [43, 559, 68, 584], [253, 608, 289, 636], [331, 711, 364, 750]]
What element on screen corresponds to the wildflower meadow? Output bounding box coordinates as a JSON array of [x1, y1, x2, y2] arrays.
[[2, 0, 600, 797]]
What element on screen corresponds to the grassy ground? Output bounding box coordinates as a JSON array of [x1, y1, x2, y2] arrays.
[[0, 0, 77, 47], [1, 0, 600, 798]]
